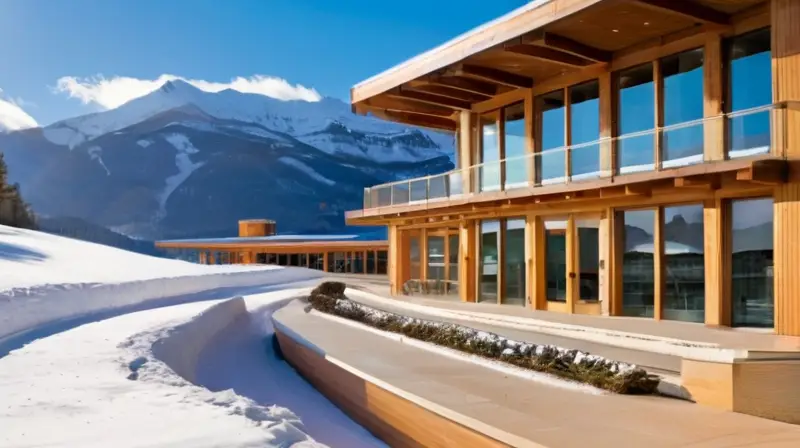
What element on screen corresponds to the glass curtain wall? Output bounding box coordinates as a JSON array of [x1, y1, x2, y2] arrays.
[[661, 49, 704, 168], [569, 81, 601, 180], [620, 209, 655, 317], [537, 90, 566, 184], [731, 198, 774, 327], [480, 114, 501, 192], [617, 63, 655, 174], [662, 204, 705, 322], [503, 218, 526, 305], [479, 220, 500, 303], [727, 28, 772, 158], [504, 102, 527, 188]]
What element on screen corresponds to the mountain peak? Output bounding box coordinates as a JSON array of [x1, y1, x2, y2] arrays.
[[158, 79, 200, 95]]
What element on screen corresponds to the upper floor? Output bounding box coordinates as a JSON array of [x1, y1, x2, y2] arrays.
[[346, 0, 800, 225]]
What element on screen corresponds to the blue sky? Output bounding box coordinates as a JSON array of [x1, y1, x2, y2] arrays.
[[0, 0, 527, 126]]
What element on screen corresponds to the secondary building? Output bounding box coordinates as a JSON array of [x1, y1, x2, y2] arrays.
[[156, 219, 389, 274], [346, 0, 800, 336]]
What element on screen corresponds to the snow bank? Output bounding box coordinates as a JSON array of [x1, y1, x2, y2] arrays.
[[152, 296, 247, 383]]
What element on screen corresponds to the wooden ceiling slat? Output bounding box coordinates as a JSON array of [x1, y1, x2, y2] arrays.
[[388, 89, 472, 110], [534, 32, 613, 63], [503, 42, 594, 67], [364, 95, 455, 117], [457, 64, 534, 89], [428, 76, 499, 96], [635, 0, 730, 25], [407, 83, 492, 102]]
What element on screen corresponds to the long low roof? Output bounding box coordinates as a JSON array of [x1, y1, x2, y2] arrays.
[[156, 233, 388, 250]]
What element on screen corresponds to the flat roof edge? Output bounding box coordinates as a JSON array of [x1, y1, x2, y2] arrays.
[[351, 0, 604, 104]]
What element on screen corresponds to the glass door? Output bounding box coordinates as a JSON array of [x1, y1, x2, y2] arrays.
[[544, 218, 568, 310], [574, 216, 602, 315]]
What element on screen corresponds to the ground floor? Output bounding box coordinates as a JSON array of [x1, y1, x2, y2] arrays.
[[387, 185, 795, 334], [192, 248, 389, 275]]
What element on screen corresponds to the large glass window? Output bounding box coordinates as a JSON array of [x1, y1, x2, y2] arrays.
[[727, 28, 772, 158], [448, 234, 459, 282], [731, 198, 773, 327], [621, 209, 655, 317], [617, 63, 655, 174], [479, 114, 501, 192], [503, 218, 526, 305], [376, 250, 388, 275], [577, 219, 600, 301], [409, 235, 421, 280], [367, 251, 376, 274], [661, 49, 705, 168], [663, 204, 705, 322], [537, 90, 566, 184], [504, 102, 527, 189], [544, 219, 567, 302], [569, 80, 601, 180], [479, 220, 500, 303], [427, 235, 446, 282]]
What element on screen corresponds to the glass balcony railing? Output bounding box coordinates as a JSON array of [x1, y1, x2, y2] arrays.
[[361, 102, 791, 210]]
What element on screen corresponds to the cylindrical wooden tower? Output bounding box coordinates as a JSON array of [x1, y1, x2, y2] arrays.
[[238, 219, 277, 237]]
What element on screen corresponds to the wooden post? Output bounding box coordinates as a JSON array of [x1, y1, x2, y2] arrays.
[[209, 252, 216, 265], [420, 228, 429, 282], [653, 58, 664, 170], [599, 72, 614, 177], [565, 216, 576, 313], [524, 89, 536, 186], [323, 252, 329, 272], [703, 32, 725, 162], [704, 199, 730, 327], [458, 220, 476, 302], [526, 215, 546, 310], [599, 209, 612, 316], [610, 211, 624, 316], [653, 207, 665, 320], [564, 87, 572, 182], [772, 0, 800, 336], [498, 220, 506, 304], [389, 226, 402, 294], [458, 111, 474, 195]]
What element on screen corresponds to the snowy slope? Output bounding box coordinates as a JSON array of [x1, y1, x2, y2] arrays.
[[0, 224, 266, 293], [40, 79, 453, 163], [0, 96, 37, 132]]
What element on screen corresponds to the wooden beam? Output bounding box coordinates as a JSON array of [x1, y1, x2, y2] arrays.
[[388, 89, 472, 110], [457, 64, 533, 89], [380, 110, 456, 131], [735, 159, 788, 185], [534, 32, 612, 63], [674, 176, 719, 189], [407, 83, 491, 102], [504, 42, 594, 67], [364, 95, 454, 117], [635, 0, 730, 25], [625, 184, 651, 196], [428, 76, 498, 96]]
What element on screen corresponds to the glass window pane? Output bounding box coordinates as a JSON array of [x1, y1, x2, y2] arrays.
[[377, 250, 388, 275], [577, 220, 600, 301], [409, 236, 421, 280], [663, 204, 705, 322], [537, 90, 566, 184], [480, 115, 501, 192], [448, 234, 459, 282], [617, 63, 655, 174], [731, 198, 773, 327], [728, 28, 772, 158], [503, 218, 526, 305], [504, 102, 528, 189], [621, 209, 655, 317], [544, 219, 567, 302], [427, 235, 446, 283], [479, 220, 500, 303], [569, 80, 601, 180], [661, 48, 704, 167]]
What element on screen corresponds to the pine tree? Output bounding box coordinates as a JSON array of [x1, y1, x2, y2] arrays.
[[0, 152, 37, 229]]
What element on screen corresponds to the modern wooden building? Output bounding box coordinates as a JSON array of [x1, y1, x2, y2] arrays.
[[155, 219, 389, 274], [346, 0, 800, 335]]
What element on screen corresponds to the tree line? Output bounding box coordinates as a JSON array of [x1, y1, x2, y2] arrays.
[[0, 152, 37, 229]]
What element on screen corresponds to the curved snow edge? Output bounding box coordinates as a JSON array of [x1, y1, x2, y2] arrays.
[[0, 267, 322, 341]]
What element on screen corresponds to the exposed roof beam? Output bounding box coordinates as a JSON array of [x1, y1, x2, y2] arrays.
[[736, 159, 788, 185], [635, 0, 730, 25], [364, 95, 454, 117], [457, 64, 533, 89], [380, 110, 456, 131], [504, 42, 593, 67], [388, 89, 471, 110], [525, 32, 612, 63], [407, 83, 492, 103], [427, 76, 498, 96]]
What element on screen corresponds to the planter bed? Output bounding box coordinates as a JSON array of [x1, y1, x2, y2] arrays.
[[307, 281, 660, 394]]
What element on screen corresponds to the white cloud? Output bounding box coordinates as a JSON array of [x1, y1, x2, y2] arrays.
[[54, 74, 322, 110], [0, 89, 38, 131]]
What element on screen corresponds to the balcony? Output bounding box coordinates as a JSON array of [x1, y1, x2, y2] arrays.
[[351, 102, 793, 219]]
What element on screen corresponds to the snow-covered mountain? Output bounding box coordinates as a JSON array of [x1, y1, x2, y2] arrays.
[[0, 96, 38, 132], [0, 80, 455, 240]]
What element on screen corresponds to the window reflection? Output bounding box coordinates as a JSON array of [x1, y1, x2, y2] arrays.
[[537, 90, 566, 184], [663, 204, 705, 322], [617, 63, 655, 174], [480, 115, 500, 192], [661, 49, 704, 168], [409, 236, 421, 280], [503, 218, 526, 305], [504, 102, 527, 189], [577, 220, 600, 301], [569, 81, 601, 180], [621, 209, 655, 317], [731, 198, 774, 327], [544, 219, 567, 302], [727, 28, 772, 158], [427, 235, 445, 282], [479, 220, 500, 303]]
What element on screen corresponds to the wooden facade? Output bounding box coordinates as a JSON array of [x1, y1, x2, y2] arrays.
[[347, 1, 800, 335]]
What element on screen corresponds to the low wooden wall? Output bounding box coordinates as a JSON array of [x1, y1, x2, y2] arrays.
[[275, 330, 511, 448]]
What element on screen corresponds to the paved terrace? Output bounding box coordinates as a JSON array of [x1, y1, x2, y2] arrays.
[[274, 300, 800, 447]]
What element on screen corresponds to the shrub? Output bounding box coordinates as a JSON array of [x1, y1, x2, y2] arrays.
[[307, 288, 661, 395]]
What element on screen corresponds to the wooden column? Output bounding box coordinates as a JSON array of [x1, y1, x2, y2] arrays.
[[458, 220, 476, 302], [498, 220, 507, 304], [526, 215, 546, 310], [704, 198, 730, 327], [703, 32, 725, 162], [565, 216, 577, 313], [610, 211, 624, 316], [524, 89, 536, 185], [564, 87, 572, 182], [458, 111, 474, 195], [599, 209, 612, 315], [772, 0, 800, 336], [209, 252, 216, 265], [420, 228, 429, 282], [388, 225, 402, 295], [599, 72, 614, 177], [362, 251, 367, 274], [198, 251, 207, 264], [323, 252, 329, 272], [653, 59, 664, 170], [653, 207, 665, 320]]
